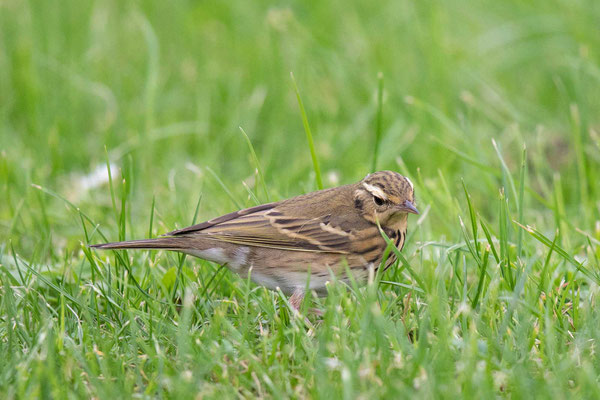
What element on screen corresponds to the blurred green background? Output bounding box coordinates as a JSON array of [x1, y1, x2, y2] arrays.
[[3, 0, 598, 250], [1, 0, 600, 398]]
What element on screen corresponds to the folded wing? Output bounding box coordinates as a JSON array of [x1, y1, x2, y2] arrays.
[[166, 203, 355, 254]]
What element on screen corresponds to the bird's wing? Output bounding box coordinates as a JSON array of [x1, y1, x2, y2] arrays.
[[165, 202, 357, 254]]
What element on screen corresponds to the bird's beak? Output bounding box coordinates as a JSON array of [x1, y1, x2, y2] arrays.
[[398, 200, 419, 215]]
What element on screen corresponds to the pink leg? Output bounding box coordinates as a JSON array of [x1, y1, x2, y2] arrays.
[[289, 289, 324, 318], [289, 289, 304, 312], [309, 307, 324, 317], [288, 289, 319, 330]]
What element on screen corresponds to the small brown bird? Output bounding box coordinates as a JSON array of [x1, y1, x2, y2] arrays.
[[91, 171, 418, 309]]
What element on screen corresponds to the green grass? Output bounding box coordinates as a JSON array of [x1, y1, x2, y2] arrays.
[[1, 0, 600, 398]]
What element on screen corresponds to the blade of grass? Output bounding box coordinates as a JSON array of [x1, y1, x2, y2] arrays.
[[462, 180, 480, 259], [432, 137, 499, 176], [404, 96, 463, 138], [205, 166, 243, 210], [148, 195, 156, 238], [379, 281, 424, 293], [514, 221, 598, 284], [498, 188, 514, 288], [239, 126, 270, 202], [32, 183, 168, 304], [372, 72, 384, 172], [552, 173, 571, 249], [516, 144, 527, 257], [479, 216, 500, 264], [458, 216, 482, 266], [104, 147, 119, 238], [290, 72, 323, 190], [171, 194, 202, 301], [12, 249, 113, 325], [471, 248, 490, 309], [377, 223, 425, 292], [538, 230, 559, 295], [492, 138, 518, 206]]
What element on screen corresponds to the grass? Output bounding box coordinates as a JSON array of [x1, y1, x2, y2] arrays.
[[1, 0, 600, 398]]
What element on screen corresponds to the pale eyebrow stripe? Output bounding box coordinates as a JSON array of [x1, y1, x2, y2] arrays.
[[405, 176, 414, 190], [362, 182, 387, 199]]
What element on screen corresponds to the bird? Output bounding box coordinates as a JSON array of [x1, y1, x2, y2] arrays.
[[91, 170, 418, 310]]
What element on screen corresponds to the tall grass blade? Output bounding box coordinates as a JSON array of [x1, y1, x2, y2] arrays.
[[516, 145, 527, 257], [471, 248, 489, 309], [462, 180, 480, 259], [372, 72, 384, 172], [498, 188, 514, 288], [515, 221, 598, 284], [205, 167, 243, 209], [290, 72, 323, 190], [492, 138, 518, 206], [239, 126, 270, 201]]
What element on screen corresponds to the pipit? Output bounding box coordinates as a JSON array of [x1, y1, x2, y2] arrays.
[[91, 170, 418, 310]]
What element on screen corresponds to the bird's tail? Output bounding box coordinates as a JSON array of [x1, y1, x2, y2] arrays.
[[90, 237, 186, 251]]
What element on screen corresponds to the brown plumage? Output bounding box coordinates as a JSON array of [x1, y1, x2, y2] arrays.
[[91, 171, 418, 306]]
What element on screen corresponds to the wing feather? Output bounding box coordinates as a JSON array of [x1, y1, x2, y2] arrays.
[[166, 203, 356, 254], [164, 202, 277, 236]]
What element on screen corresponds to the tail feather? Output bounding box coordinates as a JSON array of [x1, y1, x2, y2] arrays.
[[90, 237, 185, 250]]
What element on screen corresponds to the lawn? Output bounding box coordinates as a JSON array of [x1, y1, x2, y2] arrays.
[[1, 0, 600, 398]]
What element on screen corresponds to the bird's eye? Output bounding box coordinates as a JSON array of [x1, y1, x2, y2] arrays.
[[373, 196, 384, 206]]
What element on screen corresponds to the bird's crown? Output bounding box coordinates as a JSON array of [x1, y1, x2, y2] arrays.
[[360, 170, 414, 204]]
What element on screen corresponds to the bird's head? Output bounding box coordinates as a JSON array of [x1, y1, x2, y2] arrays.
[[353, 170, 418, 228]]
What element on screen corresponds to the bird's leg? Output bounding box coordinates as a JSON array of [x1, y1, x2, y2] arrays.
[[289, 289, 305, 313], [309, 307, 324, 317], [289, 289, 324, 318], [288, 289, 320, 333]]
